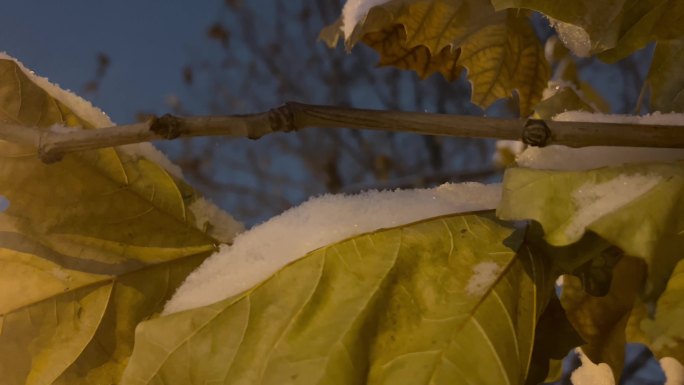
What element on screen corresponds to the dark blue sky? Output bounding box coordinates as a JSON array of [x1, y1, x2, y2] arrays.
[[0, 0, 224, 123]]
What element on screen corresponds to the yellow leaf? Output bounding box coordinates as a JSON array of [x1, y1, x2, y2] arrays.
[[0, 55, 241, 384], [560, 257, 646, 382], [362, 24, 462, 81], [322, 0, 549, 116], [458, 12, 549, 116]]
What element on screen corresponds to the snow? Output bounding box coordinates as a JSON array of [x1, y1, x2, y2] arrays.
[[517, 112, 684, 170], [0, 52, 185, 180], [465, 262, 501, 296], [492, 140, 526, 167], [341, 0, 390, 40], [118, 143, 184, 179], [571, 348, 615, 385], [0, 52, 113, 128], [566, 174, 661, 239], [556, 111, 684, 126], [164, 182, 501, 314], [188, 197, 244, 243], [661, 357, 684, 385], [547, 18, 591, 57]]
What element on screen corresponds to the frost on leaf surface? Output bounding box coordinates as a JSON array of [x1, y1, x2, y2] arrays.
[[124, 209, 552, 385], [165, 182, 501, 314], [0, 54, 240, 384]]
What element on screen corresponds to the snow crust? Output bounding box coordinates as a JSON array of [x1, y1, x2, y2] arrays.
[[571, 348, 615, 385], [566, 174, 661, 239], [517, 112, 684, 170], [465, 262, 501, 296], [189, 197, 244, 243], [342, 0, 390, 39], [0, 52, 185, 180], [164, 182, 501, 314], [661, 357, 684, 385]]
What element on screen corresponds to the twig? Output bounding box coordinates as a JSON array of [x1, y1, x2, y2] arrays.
[[1, 102, 683, 163]]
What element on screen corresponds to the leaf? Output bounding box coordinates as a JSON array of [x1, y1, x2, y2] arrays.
[[122, 212, 551, 385], [0, 253, 207, 385], [0, 56, 240, 384], [362, 24, 462, 81], [559, 257, 646, 382], [323, 0, 549, 116], [524, 295, 584, 385], [497, 162, 684, 299], [491, 0, 625, 55], [533, 86, 595, 120], [629, 258, 684, 363], [492, 0, 684, 62], [458, 12, 549, 116], [646, 39, 684, 113]]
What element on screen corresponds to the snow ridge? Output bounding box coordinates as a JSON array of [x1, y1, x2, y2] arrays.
[[164, 182, 501, 314]]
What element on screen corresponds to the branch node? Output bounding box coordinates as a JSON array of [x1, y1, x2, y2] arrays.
[[522, 119, 551, 147], [267, 103, 296, 136], [150, 114, 183, 139], [38, 149, 64, 164]]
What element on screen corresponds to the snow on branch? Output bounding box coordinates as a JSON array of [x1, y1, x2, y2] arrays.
[[0, 102, 683, 163]]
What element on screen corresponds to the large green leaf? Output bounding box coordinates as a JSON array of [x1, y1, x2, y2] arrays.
[[122, 212, 551, 385], [497, 162, 684, 298], [0, 57, 241, 384], [321, 0, 549, 116], [492, 0, 684, 62]]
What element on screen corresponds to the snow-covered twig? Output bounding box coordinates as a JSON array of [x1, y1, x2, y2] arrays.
[[1, 102, 682, 163]]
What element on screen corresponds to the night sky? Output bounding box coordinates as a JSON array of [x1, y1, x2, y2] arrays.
[[0, 0, 224, 123]]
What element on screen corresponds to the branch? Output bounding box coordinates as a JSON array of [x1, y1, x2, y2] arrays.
[[1, 102, 682, 162]]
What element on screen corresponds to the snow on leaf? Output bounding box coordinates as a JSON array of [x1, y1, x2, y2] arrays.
[[466, 261, 502, 296], [498, 161, 684, 299], [165, 182, 501, 314], [566, 174, 661, 240], [0, 54, 238, 384], [123, 212, 550, 385]]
